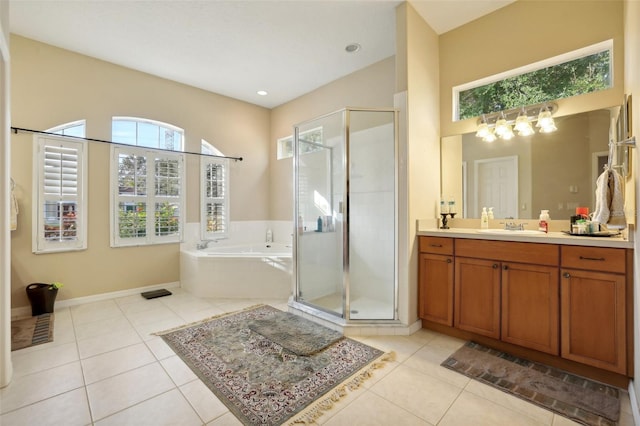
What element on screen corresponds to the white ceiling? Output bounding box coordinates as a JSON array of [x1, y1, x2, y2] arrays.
[[9, 0, 514, 109]]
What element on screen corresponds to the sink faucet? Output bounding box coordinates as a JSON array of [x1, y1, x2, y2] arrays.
[[503, 221, 525, 231]]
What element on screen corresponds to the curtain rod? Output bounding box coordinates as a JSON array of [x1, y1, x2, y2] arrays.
[[11, 127, 244, 162]]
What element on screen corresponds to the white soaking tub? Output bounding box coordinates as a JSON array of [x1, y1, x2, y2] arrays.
[[180, 243, 293, 298]]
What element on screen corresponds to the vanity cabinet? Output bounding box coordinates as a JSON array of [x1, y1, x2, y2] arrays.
[[501, 262, 559, 355], [418, 237, 454, 325], [418, 234, 632, 383], [560, 246, 627, 374], [454, 256, 500, 338], [454, 239, 560, 354]]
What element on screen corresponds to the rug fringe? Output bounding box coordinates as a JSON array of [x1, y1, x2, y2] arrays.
[[286, 351, 396, 425], [151, 303, 266, 336]]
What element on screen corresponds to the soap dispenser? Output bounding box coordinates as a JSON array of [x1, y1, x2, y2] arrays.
[[538, 210, 550, 233], [481, 207, 489, 229]]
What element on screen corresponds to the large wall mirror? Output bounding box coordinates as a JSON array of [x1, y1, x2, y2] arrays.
[[441, 106, 625, 220]]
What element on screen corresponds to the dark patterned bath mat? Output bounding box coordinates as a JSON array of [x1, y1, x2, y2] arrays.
[[155, 304, 393, 425], [442, 341, 620, 426], [248, 309, 343, 355], [11, 313, 54, 351]]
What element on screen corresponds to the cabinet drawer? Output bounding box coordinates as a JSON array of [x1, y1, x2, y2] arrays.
[[456, 239, 559, 266], [561, 246, 625, 274], [419, 236, 454, 255]]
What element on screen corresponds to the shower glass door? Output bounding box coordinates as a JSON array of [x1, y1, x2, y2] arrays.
[[294, 108, 397, 321], [294, 111, 345, 317]]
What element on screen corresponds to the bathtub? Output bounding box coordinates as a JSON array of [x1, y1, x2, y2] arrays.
[[180, 243, 293, 299]]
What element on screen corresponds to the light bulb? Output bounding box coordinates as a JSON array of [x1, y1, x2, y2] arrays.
[[495, 117, 509, 136], [514, 113, 534, 136], [483, 129, 497, 142], [500, 126, 515, 140], [476, 122, 490, 138]]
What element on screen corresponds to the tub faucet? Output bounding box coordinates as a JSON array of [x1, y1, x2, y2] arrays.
[[196, 241, 210, 250]]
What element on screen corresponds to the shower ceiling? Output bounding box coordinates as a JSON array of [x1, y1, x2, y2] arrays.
[[8, 0, 514, 109]]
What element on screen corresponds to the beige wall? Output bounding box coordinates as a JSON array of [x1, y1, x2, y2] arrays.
[[1, 0, 12, 387], [269, 56, 395, 220], [397, 2, 440, 325], [440, 0, 625, 137], [10, 35, 271, 308], [623, 0, 640, 409]]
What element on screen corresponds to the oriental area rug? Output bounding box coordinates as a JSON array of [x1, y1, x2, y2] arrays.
[[155, 304, 393, 425], [442, 341, 620, 426], [11, 313, 54, 351]]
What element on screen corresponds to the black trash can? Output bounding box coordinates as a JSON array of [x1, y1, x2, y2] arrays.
[[26, 283, 58, 316]]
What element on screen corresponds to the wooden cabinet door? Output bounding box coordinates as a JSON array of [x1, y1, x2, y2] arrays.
[[419, 253, 454, 325], [454, 257, 500, 339], [501, 263, 559, 355], [561, 269, 626, 374]]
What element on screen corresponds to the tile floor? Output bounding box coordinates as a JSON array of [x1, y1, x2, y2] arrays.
[[0, 289, 635, 426]]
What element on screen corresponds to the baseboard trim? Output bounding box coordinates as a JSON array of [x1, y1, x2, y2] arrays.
[[11, 281, 181, 320], [629, 380, 640, 426]]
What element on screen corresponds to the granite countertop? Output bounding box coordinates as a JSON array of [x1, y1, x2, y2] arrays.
[[417, 227, 634, 249]]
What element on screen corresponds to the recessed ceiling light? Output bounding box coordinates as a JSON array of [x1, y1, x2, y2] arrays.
[[345, 43, 361, 53], [257, 90, 268, 96]]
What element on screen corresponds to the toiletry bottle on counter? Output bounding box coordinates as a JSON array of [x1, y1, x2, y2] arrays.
[[480, 207, 489, 229], [538, 210, 550, 233], [317, 216, 323, 232], [488, 207, 494, 220], [440, 197, 448, 214]]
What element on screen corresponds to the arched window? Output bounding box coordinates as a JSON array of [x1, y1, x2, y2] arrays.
[[47, 120, 86, 138], [110, 117, 185, 246]]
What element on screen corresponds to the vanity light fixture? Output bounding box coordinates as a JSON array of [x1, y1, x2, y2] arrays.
[[475, 102, 558, 142], [476, 115, 497, 142], [536, 105, 557, 133], [514, 109, 535, 136]]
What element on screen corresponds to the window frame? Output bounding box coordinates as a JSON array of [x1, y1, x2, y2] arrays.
[[110, 145, 185, 247], [112, 116, 184, 151], [32, 134, 88, 254], [47, 120, 86, 138], [452, 40, 613, 121], [200, 156, 230, 241], [277, 126, 323, 160]]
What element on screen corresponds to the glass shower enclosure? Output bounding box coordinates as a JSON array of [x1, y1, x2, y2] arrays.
[[293, 108, 397, 321]]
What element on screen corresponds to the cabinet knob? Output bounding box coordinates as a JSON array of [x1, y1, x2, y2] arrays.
[[446, 259, 452, 264], [493, 264, 499, 269], [503, 265, 509, 270], [563, 272, 571, 278]]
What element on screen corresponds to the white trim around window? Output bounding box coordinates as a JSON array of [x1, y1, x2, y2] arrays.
[[200, 156, 229, 240], [32, 134, 88, 253], [110, 145, 185, 247]]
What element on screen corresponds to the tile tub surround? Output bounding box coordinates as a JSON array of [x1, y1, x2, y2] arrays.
[[2, 290, 634, 425], [182, 220, 294, 250]]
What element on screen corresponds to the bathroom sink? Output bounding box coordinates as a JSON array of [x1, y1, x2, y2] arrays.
[[476, 229, 543, 236]]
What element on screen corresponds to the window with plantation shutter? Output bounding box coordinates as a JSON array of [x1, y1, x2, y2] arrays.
[[201, 156, 229, 240], [33, 135, 88, 253]]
